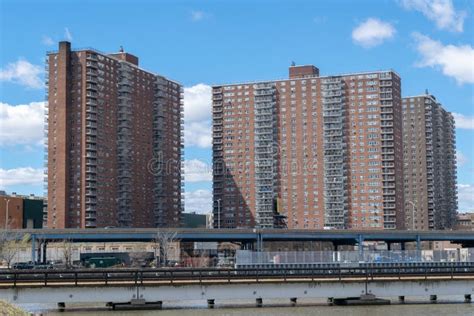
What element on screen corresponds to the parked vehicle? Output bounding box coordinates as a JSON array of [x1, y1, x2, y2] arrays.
[[84, 257, 123, 268]]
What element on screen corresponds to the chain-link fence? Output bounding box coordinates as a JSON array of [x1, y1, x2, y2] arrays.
[[236, 248, 474, 267]]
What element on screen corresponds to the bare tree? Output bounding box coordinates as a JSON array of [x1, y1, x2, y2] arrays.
[[0, 231, 30, 269], [154, 230, 178, 267], [60, 239, 74, 269]]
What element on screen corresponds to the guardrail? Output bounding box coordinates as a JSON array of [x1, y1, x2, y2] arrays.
[[1, 263, 474, 288]]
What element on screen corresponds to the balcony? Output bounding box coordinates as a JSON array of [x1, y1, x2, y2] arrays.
[[86, 84, 98, 91], [322, 91, 343, 97], [381, 127, 393, 134], [86, 69, 98, 76], [322, 97, 342, 104], [86, 98, 98, 106], [86, 167, 96, 173], [254, 89, 275, 96], [86, 61, 98, 69], [86, 144, 97, 151], [85, 175, 97, 181], [86, 128, 97, 136]]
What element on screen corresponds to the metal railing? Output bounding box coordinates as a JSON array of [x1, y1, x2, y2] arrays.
[[1, 264, 473, 288]]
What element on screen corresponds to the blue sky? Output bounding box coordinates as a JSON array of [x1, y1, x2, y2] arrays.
[[0, 0, 473, 213]]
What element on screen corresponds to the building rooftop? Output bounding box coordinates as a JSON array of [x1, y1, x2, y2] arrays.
[[212, 65, 400, 88], [47, 42, 182, 86]]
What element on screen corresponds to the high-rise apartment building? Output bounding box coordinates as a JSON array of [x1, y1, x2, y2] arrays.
[[212, 65, 405, 230], [402, 93, 457, 230], [45, 41, 183, 229]]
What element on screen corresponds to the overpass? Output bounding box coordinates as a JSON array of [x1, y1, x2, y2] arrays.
[[1, 264, 473, 309], [2, 228, 474, 263]]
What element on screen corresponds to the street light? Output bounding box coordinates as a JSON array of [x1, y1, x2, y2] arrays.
[[407, 200, 417, 230], [216, 199, 221, 229], [5, 198, 11, 229]]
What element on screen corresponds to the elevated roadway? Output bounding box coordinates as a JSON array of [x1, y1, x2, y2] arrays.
[[1, 264, 473, 308]]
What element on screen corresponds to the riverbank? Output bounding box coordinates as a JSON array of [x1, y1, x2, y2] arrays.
[[0, 300, 29, 316]]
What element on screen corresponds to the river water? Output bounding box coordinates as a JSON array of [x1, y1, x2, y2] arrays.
[[21, 297, 474, 316]]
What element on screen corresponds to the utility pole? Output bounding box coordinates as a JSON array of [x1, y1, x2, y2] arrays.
[[5, 199, 10, 229]]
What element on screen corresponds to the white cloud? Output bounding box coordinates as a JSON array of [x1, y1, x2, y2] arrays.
[[183, 84, 212, 148], [184, 159, 212, 182], [453, 113, 474, 129], [413, 33, 474, 84], [352, 18, 396, 48], [185, 121, 212, 148], [191, 10, 206, 22], [0, 59, 44, 89], [457, 151, 469, 167], [458, 184, 474, 213], [64, 27, 73, 41], [185, 189, 212, 214], [42, 36, 54, 46], [184, 83, 212, 122], [400, 0, 466, 32], [0, 167, 43, 188], [0, 101, 45, 146]]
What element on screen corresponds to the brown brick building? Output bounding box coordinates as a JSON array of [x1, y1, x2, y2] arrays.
[[0, 195, 23, 229], [402, 93, 457, 230], [45, 41, 183, 229], [212, 65, 405, 230]]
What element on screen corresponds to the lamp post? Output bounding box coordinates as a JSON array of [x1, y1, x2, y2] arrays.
[[5, 198, 11, 229], [407, 200, 416, 230], [216, 199, 221, 229]]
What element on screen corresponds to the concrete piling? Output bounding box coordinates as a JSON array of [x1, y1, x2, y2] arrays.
[[57, 302, 65, 311], [207, 299, 215, 308]]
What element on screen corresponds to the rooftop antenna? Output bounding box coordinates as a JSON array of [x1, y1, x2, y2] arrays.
[[425, 88, 429, 95], [119, 46, 124, 53], [291, 61, 296, 66]]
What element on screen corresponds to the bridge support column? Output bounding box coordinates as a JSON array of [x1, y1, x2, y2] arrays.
[[256, 298, 263, 307], [207, 299, 215, 309], [31, 235, 36, 264], [398, 296, 405, 303], [416, 235, 421, 260], [430, 295, 437, 303], [42, 241, 48, 264], [357, 235, 364, 260], [290, 297, 297, 306], [464, 294, 471, 303]]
